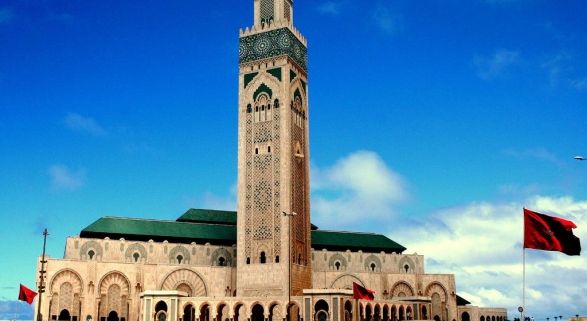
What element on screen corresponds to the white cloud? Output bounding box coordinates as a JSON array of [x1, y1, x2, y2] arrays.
[[48, 164, 86, 191], [502, 147, 563, 167], [0, 300, 34, 320], [184, 183, 237, 211], [0, 8, 14, 24], [317, 1, 345, 16], [474, 49, 520, 80], [541, 52, 572, 88], [391, 196, 587, 317], [571, 77, 587, 91], [64, 113, 107, 136], [312, 151, 407, 230], [372, 5, 399, 35]]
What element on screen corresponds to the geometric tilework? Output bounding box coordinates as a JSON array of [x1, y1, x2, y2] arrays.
[[240, 28, 307, 71]]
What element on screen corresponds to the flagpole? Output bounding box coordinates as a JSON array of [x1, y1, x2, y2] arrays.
[[36, 229, 48, 321], [522, 248, 525, 321], [522, 208, 526, 321]]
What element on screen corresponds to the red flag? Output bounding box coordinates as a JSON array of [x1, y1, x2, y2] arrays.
[[352, 282, 375, 301], [524, 208, 581, 256], [18, 284, 38, 304]]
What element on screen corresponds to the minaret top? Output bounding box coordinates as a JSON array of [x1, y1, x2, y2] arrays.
[[254, 0, 293, 27]]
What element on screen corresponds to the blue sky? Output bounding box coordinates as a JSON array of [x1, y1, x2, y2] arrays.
[[1, 0, 587, 319]]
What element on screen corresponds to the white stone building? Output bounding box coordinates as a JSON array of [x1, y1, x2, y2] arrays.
[[34, 2, 507, 321]]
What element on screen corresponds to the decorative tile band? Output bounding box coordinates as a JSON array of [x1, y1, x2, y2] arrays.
[[240, 27, 307, 71]]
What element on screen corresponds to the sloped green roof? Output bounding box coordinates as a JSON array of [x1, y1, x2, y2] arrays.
[[80, 211, 406, 253], [177, 209, 237, 225], [456, 294, 471, 306], [177, 208, 320, 230], [311, 230, 406, 253], [80, 217, 236, 245]]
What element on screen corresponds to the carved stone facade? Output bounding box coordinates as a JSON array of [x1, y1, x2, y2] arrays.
[[34, 2, 506, 321]]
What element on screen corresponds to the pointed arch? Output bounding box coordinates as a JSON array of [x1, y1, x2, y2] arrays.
[[98, 271, 130, 296], [390, 281, 414, 298], [330, 274, 365, 290], [160, 269, 207, 297]]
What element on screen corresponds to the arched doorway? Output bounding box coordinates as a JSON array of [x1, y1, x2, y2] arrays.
[[374, 305, 381, 321], [286, 303, 300, 321], [217, 304, 228, 321], [184, 305, 195, 321], [314, 300, 329, 321], [390, 306, 397, 321], [59, 309, 71, 321], [461, 313, 470, 321], [398, 307, 404, 321], [406, 307, 412, 321], [252, 304, 264, 321], [434, 316, 441, 321], [107, 311, 119, 321], [366, 305, 372, 321], [344, 301, 353, 321], [421, 306, 428, 320], [269, 303, 283, 321], [200, 304, 210, 321], [234, 304, 244, 321]]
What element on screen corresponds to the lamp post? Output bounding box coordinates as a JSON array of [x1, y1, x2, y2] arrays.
[[37, 229, 49, 321], [283, 211, 297, 321]]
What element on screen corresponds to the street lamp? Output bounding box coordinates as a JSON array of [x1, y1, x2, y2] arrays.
[[283, 211, 297, 321], [574, 156, 585, 161]]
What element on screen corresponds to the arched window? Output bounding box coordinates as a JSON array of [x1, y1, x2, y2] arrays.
[[267, 146, 271, 153], [246, 257, 251, 264], [176, 255, 183, 264], [275, 255, 280, 263], [260, 252, 266, 264], [133, 252, 140, 262], [404, 264, 410, 273], [297, 254, 301, 264], [218, 256, 226, 266], [88, 250, 95, 260], [335, 261, 341, 270], [370, 263, 377, 272], [254, 93, 271, 122], [255, 148, 259, 154]]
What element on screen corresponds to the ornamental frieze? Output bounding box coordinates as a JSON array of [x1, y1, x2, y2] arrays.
[[239, 28, 308, 71]]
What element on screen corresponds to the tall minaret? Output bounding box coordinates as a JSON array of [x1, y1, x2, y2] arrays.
[[236, 0, 312, 297]]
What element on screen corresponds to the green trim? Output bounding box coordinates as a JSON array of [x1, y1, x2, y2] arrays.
[[80, 217, 237, 245], [244, 72, 258, 88], [177, 208, 236, 225], [253, 83, 273, 101], [311, 230, 406, 253], [267, 68, 282, 81], [80, 211, 406, 253]]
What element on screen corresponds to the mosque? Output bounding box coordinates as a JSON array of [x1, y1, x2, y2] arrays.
[[34, 2, 507, 321]]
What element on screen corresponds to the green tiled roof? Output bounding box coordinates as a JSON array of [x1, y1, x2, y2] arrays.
[[311, 230, 406, 253], [177, 208, 319, 230], [177, 209, 237, 225], [80, 210, 406, 254], [80, 217, 237, 245]]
